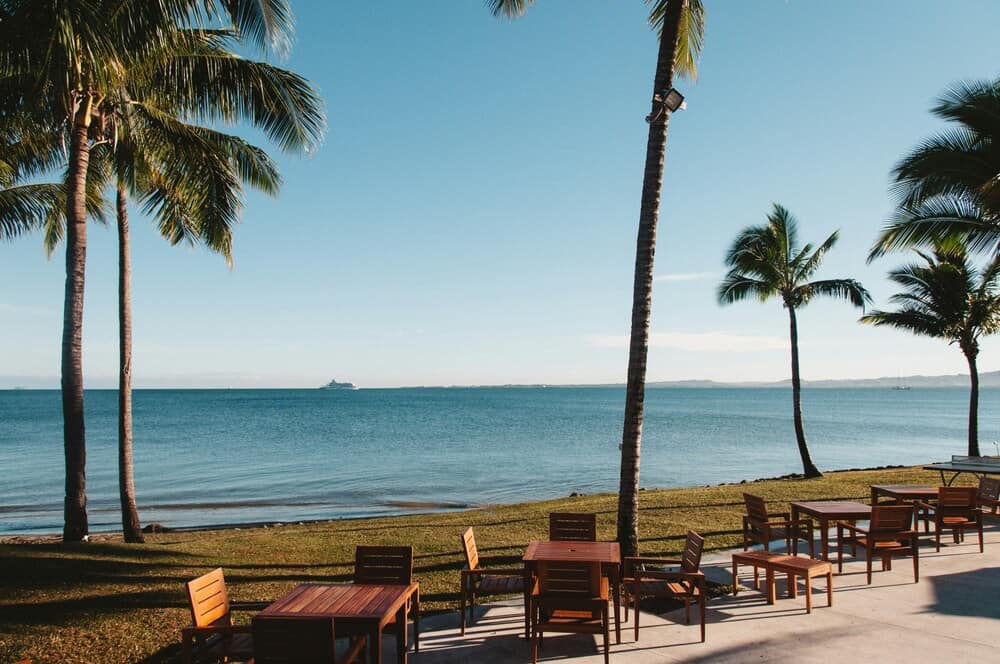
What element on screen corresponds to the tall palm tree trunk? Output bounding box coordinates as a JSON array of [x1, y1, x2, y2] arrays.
[[617, 0, 686, 558], [62, 102, 92, 542], [965, 349, 980, 457], [788, 307, 821, 478], [117, 183, 144, 543]]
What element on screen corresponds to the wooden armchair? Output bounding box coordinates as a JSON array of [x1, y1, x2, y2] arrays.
[[742, 493, 814, 556], [549, 512, 597, 542], [836, 504, 919, 584], [917, 486, 984, 553], [250, 616, 366, 664], [459, 527, 527, 637], [353, 546, 419, 653], [530, 560, 610, 664], [977, 477, 1000, 517], [182, 567, 268, 664], [622, 530, 707, 643]]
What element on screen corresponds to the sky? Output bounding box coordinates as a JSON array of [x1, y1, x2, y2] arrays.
[[3, 0, 1000, 389]]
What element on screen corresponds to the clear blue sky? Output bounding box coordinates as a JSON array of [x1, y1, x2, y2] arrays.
[[3, 0, 1000, 388]]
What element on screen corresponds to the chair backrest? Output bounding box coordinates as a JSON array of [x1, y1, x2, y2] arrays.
[[742, 493, 769, 525], [680, 530, 705, 573], [186, 567, 233, 628], [535, 560, 602, 606], [938, 486, 978, 516], [251, 615, 337, 664], [979, 477, 1000, 502], [461, 527, 479, 570], [354, 545, 413, 585], [549, 512, 597, 541], [870, 504, 915, 534]]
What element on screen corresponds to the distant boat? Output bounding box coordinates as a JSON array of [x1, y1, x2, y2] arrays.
[[891, 376, 911, 391], [321, 379, 358, 390]]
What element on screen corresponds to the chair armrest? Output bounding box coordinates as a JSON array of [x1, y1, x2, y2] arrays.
[[181, 624, 252, 639], [461, 567, 525, 578], [836, 521, 867, 536], [624, 556, 682, 577], [631, 569, 704, 583], [914, 501, 936, 511], [231, 601, 270, 611], [766, 512, 791, 520]]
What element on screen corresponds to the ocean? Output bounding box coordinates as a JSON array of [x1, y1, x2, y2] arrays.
[[0, 387, 994, 535]]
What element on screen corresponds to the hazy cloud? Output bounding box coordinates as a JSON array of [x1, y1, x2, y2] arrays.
[[590, 331, 788, 353]]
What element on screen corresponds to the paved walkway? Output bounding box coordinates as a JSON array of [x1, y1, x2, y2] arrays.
[[404, 520, 1000, 663]]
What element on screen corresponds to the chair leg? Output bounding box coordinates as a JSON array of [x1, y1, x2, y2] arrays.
[[460, 589, 467, 635], [684, 598, 691, 624], [603, 608, 610, 664], [935, 527, 941, 552], [913, 538, 919, 583], [633, 591, 640, 642], [979, 522, 984, 553], [699, 594, 706, 643]]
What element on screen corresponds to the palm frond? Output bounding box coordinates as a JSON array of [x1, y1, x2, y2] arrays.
[[870, 196, 999, 259], [485, 0, 535, 19], [0, 182, 61, 240], [797, 278, 872, 310], [717, 273, 775, 304], [647, 0, 704, 80]]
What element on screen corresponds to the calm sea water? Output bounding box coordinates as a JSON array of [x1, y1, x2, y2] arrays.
[[1, 387, 996, 535]]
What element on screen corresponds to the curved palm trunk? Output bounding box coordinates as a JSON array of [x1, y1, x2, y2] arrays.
[[788, 307, 821, 478], [617, 0, 686, 558], [117, 184, 144, 543], [62, 104, 92, 542], [965, 350, 980, 457]]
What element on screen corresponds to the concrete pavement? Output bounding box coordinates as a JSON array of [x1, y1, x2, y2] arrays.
[[401, 519, 1000, 663]]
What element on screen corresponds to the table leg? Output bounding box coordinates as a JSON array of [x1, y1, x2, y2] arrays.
[[766, 568, 775, 604], [611, 564, 621, 645], [372, 626, 382, 664], [788, 573, 797, 599], [732, 560, 738, 596], [396, 604, 407, 664], [826, 570, 833, 607], [791, 505, 799, 555], [413, 588, 420, 653], [805, 575, 812, 613], [820, 518, 830, 561], [523, 563, 533, 640]]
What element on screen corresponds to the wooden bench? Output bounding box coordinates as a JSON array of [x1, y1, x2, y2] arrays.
[[732, 551, 833, 613], [768, 556, 833, 613]]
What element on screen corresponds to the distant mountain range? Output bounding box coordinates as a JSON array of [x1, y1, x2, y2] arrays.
[[636, 371, 1000, 389]]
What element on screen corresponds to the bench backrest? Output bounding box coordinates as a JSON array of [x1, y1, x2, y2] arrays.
[[743, 493, 770, 525], [461, 527, 479, 571], [871, 504, 914, 534], [680, 530, 705, 573]]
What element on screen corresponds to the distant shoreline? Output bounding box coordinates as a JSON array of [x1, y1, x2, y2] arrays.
[[0, 462, 913, 543]]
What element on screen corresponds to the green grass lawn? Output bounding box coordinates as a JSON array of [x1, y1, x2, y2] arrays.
[[0, 465, 958, 663]]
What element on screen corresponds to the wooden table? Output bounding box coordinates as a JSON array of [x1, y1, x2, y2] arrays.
[[790, 501, 872, 561], [523, 540, 621, 644], [870, 485, 938, 505], [259, 583, 419, 664]]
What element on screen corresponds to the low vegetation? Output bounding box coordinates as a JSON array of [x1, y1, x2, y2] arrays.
[[0, 465, 962, 663]]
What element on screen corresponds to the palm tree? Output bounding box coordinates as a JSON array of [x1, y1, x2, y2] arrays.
[[862, 246, 1000, 457], [871, 79, 1000, 258], [0, 0, 323, 542], [719, 204, 872, 478], [489, 0, 705, 557]]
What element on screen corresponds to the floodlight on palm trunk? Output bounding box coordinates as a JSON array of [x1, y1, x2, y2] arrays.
[[646, 87, 686, 123]]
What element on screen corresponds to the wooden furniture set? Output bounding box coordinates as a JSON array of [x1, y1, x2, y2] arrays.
[[182, 547, 418, 664], [181, 483, 993, 663]]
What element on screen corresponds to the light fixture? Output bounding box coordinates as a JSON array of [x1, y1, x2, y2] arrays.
[[645, 87, 686, 124]]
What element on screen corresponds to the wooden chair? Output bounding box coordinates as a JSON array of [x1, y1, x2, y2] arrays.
[[836, 504, 919, 584], [530, 560, 610, 664], [977, 477, 1000, 517], [622, 530, 707, 643], [182, 567, 267, 664], [742, 494, 814, 556], [250, 616, 366, 664], [459, 527, 527, 637], [549, 512, 597, 542], [353, 546, 419, 653], [917, 486, 984, 553]]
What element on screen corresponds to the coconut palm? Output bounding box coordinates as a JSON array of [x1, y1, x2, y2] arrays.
[[719, 204, 872, 478], [489, 0, 705, 557], [0, 0, 323, 542], [862, 246, 1000, 457], [870, 79, 1000, 259]]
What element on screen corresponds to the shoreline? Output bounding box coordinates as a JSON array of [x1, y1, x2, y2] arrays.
[[0, 462, 911, 545]]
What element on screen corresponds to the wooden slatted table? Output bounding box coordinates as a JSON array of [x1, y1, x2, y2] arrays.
[[523, 540, 622, 644], [259, 582, 419, 664], [790, 501, 872, 562], [870, 485, 938, 504], [768, 556, 833, 613]]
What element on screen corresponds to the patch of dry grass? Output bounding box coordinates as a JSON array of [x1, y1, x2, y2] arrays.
[[0, 466, 961, 663]]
